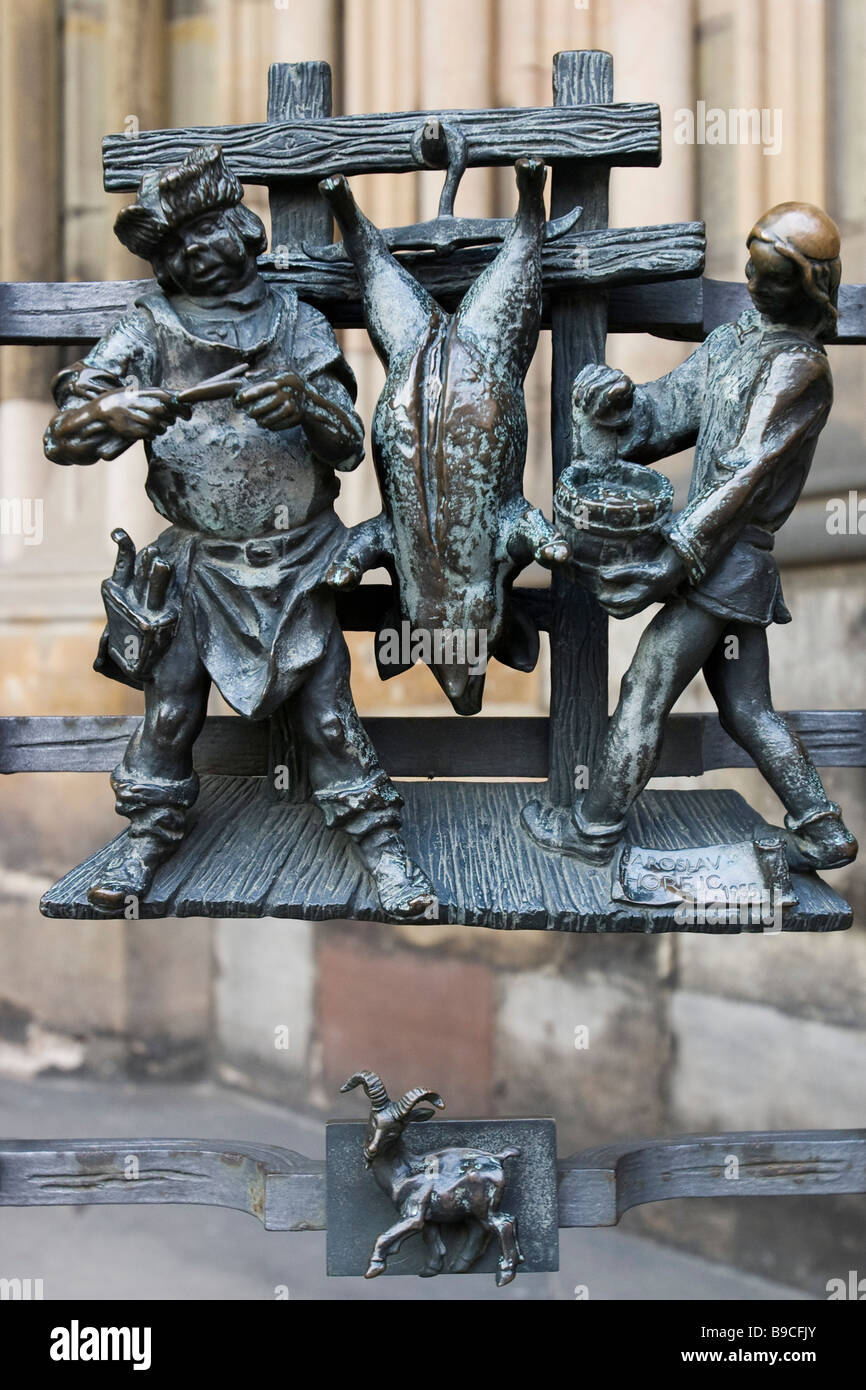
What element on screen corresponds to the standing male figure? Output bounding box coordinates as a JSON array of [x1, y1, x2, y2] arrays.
[[45, 144, 435, 919], [524, 203, 857, 873]]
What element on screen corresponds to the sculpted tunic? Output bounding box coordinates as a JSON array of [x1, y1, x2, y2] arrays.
[[618, 308, 832, 626], [52, 280, 358, 718]]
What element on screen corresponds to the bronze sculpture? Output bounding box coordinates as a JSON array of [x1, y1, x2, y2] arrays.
[[23, 53, 859, 930], [319, 156, 569, 715], [43, 145, 435, 921], [340, 1069, 523, 1284], [524, 203, 858, 875]]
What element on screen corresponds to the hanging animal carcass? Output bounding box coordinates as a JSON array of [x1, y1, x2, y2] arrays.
[[319, 157, 570, 714]]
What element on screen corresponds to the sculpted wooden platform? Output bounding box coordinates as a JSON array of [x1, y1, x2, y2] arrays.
[[40, 780, 851, 931]]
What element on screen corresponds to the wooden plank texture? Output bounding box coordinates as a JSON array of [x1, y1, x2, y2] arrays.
[[8, 276, 863, 346], [0, 225, 704, 344], [101, 103, 663, 190], [266, 62, 334, 258], [258, 221, 705, 302], [2, 710, 864, 776], [39, 780, 851, 930]]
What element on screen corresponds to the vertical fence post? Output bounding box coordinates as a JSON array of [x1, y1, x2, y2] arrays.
[[547, 50, 612, 804], [265, 61, 333, 801]]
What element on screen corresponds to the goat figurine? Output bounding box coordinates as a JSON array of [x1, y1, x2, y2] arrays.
[[341, 1069, 523, 1285]]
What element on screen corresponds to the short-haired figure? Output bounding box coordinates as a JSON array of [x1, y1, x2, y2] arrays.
[[524, 203, 858, 873], [45, 145, 435, 919]]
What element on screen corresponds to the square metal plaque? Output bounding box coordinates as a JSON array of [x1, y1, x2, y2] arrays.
[[326, 1117, 559, 1277]]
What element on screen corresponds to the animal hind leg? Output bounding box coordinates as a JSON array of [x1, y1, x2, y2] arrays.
[[480, 1210, 523, 1287], [318, 175, 438, 366], [450, 1217, 491, 1273], [420, 1223, 447, 1277], [455, 157, 546, 379]]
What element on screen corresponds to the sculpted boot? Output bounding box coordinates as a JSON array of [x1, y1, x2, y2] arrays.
[[783, 802, 858, 872], [88, 831, 175, 912], [521, 795, 627, 866], [357, 828, 437, 920], [88, 771, 199, 912]]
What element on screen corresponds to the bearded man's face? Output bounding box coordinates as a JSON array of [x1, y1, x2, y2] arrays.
[[160, 210, 255, 296]]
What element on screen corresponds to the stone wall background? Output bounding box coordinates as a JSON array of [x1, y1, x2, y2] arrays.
[[0, 0, 864, 1295]]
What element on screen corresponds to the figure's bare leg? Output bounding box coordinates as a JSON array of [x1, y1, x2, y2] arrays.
[[318, 174, 437, 365], [456, 157, 546, 379], [704, 624, 857, 869]]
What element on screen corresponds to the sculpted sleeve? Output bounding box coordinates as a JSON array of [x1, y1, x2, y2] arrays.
[[617, 334, 711, 464], [51, 309, 160, 407], [44, 308, 162, 465], [294, 300, 358, 401]]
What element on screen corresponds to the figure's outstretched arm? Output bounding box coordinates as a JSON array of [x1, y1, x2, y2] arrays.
[[575, 338, 710, 467]]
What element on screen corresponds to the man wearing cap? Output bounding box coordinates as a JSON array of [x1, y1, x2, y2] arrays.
[[44, 144, 436, 919], [524, 202, 858, 872]]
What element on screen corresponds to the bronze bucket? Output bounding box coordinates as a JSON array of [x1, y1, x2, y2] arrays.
[[554, 458, 674, 611]]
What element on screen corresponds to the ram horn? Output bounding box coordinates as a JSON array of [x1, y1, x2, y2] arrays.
[[340, 1069, 391, 1112], [394, 1087, 446, 1121]]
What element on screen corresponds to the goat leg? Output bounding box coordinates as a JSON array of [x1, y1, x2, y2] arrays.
[[481, 1210, 522, 1287], [504, 500, 570, 569], [419, 1222, 447, 1277], [365, 1200, 430, 1278], [326, 513, 393, 590], [453, 157, 546, 382], [450, 1216, 492, 1273], [318, 174, 436, 369]]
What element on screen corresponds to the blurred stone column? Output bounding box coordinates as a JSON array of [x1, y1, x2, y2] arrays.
[[0, 0, 62, 602], [105, 0, 168, 277], [763, 0, 826, 212], [0, 0, 61, 402], [607, 0, 694, 383]]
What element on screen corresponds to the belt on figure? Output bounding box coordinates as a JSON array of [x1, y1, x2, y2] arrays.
[[739, 523, 775, 550], [200, 534, 295, 568]]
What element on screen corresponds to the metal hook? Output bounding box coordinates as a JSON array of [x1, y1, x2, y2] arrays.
[[410, 118, 469, 219]]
